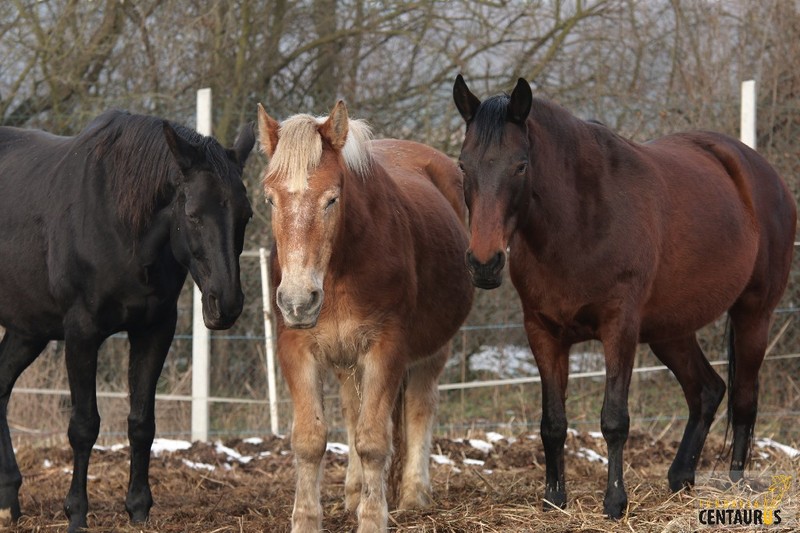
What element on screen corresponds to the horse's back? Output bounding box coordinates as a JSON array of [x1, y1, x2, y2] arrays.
[[639, 132, 795, 337], [370, 139, 467, 222], [680, 132, 796, 308], [648, 131, 795, 270], [0, 128, 78, 337], [369, 139, 473, 353]]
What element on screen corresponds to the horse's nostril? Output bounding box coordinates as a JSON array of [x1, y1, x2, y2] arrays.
[[466, 250, 504, 273], [207, 294, 220, 319], [466, 250, 478, 269], [491, 251, 505, 271], [309, 290, 320, 308], [276, 289, 285, 309]]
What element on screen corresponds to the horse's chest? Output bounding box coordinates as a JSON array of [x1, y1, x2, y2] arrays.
[[309, 316, 379, 368], [510, 256, 609, 342]]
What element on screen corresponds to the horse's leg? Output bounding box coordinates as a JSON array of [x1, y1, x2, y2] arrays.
[[335, 365, 363, 513], [281, 342, 326, 533], [354, 343, 405, 532], [397, 347, 448, 510], [124, 312, 176, 522], [0, 332, 47, 524], [599, 320, 639, 519], [525, 323, 569, 511], [727, 309, 771, 482], [62, 326, 103, 533], [649, 336, 726, 491]]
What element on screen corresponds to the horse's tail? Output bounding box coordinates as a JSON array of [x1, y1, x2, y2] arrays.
[[723, 317, 734, 455]]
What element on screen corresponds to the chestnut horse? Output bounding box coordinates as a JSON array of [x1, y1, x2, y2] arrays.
[[453, 75, 796, 519], [257, 101, 473, 532]]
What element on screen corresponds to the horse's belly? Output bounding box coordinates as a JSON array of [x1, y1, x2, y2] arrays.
[[640, 241, 757, 342]]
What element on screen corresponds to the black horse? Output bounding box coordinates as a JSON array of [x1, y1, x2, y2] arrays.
[[0, 110, 255, 531]]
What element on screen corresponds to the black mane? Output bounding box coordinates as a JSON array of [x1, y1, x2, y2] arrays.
[[471, 94, 596, 155], [79, 110, 232, 236]]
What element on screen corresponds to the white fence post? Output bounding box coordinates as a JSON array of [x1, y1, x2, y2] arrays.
[[259, 247, 280, 434], [191, 88, 213, 442], [740, 80, 757, 150]]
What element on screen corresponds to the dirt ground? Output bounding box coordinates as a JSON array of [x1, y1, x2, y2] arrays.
[[7, 429, 799, 532]]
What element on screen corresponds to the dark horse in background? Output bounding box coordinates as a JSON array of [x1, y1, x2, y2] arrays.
[[0, 110, 255, 531], [453, 75, 796, 519]]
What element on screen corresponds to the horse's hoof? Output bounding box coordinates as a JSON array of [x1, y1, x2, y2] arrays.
[[0, 505, 19, 527], [128, 510, 150, 524], [543, 490, 567, 511], [67, 517, 88, 533], [397, 491, 432, 510], [668, 469, 695, 492], [603, 492, 627, 519]]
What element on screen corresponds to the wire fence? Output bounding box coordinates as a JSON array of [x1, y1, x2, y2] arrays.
[[6, 244, 800, 448]]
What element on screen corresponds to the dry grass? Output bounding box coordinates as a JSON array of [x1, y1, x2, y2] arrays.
[[6, 429, 798, 532]]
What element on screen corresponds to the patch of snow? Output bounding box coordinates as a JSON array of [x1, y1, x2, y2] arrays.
[[151, 438, 191, 456], [483, 469, 493, 474], [93, 443, 127, 452], [182, 459, 215, 472], [243, 437, 263, 445], [567, 428, 578, 437], [588, 431, 603, 439], [43, 459, 52, 469], [457, 345, 605, 379], [486, 432, 506, 443], [463, 345, 538, 378], [215, 441, 252, 464], [463, 458, 485, 466], [575, 447, 608, 465], [468, 439, 493, 454], [431, 454, 454, 465], [755, 438, 800, 459], [326, 442, 349, 455]]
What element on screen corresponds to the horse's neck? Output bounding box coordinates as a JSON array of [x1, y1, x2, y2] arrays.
[[522, 114, 605, 251], [330, 163, 400, 270]]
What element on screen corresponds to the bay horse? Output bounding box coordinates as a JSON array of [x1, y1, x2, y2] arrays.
[[257, 100, 473, 532], [453, 75, 796, 519], [0, 110, 255, 532]]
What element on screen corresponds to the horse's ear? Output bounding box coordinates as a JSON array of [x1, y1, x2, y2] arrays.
[[453, 74, 481, 123], [229, 121, 256, 169], [320, 100, 349, 150], [163, 122, 201, 172], [257, 103, 279, 157], [507, 78, 532, 124]]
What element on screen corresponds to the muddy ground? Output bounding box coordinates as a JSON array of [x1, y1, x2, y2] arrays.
[[7, 429, 799, 532]]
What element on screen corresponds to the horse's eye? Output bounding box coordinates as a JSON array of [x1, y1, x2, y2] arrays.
[[515, 162, 528, 175], [266, 196, 275, 207], [325, 197, 338, 209]]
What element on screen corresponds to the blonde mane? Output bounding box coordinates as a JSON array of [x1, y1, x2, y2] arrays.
[[267, 113, 373, 191]]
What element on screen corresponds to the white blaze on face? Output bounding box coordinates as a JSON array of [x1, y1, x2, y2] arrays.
[[276, 190, 328, 318]]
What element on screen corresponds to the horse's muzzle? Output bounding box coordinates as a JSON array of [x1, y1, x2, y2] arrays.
[[276, 286, 323, 329], [202, 291, 244, 330], [466, 250, 505, 289]]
